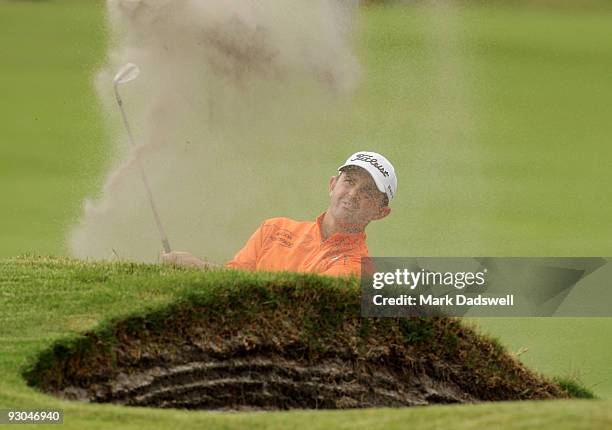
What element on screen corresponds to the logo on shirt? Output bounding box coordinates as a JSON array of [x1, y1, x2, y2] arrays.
[[273, 229, 294, 248]]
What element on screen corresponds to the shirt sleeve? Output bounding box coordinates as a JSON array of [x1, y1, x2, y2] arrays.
[[225, 221, 268, 271]]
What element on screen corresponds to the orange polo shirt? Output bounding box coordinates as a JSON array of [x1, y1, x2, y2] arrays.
[[226, 213, 368, 277]]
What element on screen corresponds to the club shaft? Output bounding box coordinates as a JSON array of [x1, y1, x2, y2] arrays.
[[114, 89, 172, 253]]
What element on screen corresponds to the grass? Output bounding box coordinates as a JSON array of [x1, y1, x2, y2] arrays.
[[0, 0, 108, 257], [554, 377, 596, 399], [20, 261, 565, 404], [0, 256, 610, 429]]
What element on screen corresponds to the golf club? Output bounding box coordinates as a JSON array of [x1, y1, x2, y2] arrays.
[[113, 62, 172, 253]]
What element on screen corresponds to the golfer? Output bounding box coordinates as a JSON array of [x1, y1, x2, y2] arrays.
[[162, 151, 397, 277]]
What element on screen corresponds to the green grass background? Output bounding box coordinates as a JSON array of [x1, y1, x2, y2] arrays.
[[1, 0, 611, 427]]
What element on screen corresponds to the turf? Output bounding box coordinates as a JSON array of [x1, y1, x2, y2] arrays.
[[22, 262, 567, 407], [0, 257, 609, 429], [1, 0, 612, 426], [0, 0, 108, 257]]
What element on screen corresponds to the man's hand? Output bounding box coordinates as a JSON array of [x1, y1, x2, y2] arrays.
[[160, 251, 219, 270]]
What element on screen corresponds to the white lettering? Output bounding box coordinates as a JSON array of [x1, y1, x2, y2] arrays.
[[372, 272, 385, 289]]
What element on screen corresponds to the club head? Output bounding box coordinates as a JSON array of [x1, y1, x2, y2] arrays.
[[113, 63, 140, 86]]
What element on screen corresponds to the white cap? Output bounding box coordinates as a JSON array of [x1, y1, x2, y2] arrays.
[[338, 151, 397, 203]]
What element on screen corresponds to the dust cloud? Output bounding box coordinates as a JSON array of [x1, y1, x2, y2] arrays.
[[69, 0, 360, 262]]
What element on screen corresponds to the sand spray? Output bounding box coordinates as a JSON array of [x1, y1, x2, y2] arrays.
[[69, 0, 360, 262]]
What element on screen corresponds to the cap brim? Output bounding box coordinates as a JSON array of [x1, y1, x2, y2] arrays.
[[338, 163, 388, 197]]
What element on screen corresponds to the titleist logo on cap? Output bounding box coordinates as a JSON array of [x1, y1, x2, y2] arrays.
[[350, 154, 390, 177]]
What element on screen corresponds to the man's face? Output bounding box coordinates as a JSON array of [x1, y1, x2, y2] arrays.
[[327, 167, 390, 230]]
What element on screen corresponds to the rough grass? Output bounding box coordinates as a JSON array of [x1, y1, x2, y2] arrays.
[[554, 377, 596, 400], [0, 257, 610, 429], [22, 265, 566, 408]]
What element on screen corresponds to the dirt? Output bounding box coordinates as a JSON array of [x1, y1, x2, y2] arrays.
[[58, 352, 473, 410]]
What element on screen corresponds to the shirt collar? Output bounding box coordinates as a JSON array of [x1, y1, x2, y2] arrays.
[[315, 212, 367, 244]]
